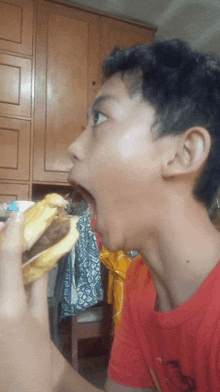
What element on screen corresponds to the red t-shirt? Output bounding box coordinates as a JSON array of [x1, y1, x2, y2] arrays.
[[108, 255, 220, 391]]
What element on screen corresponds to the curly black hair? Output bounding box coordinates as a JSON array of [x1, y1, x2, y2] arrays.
[[102, 39, 220, 208]]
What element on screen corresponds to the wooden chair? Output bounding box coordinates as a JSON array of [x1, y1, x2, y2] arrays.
[[48, 253, 70, 350], [71, 263, 113, 371], [48, 253, 113, 371]]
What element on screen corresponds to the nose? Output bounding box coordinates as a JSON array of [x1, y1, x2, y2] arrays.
[[67, 128, 87, 163]]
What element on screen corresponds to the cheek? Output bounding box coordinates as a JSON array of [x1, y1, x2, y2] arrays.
[[89, 136, 159, 202], [89, 151, 128, 199], [117, 131, 147, 161]]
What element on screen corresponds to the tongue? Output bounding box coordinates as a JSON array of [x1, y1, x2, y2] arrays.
[[91, 217, 96, 226], [90, 216, 97, 231]]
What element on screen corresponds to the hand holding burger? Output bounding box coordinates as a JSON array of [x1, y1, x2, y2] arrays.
[[0, 194, 79, 392], [0, 193, 79, 285]]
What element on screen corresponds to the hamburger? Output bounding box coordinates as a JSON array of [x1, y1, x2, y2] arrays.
[[0, 193, 79, 285]]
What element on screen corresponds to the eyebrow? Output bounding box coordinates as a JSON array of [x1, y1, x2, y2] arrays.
[[91, 94, 117, 112]]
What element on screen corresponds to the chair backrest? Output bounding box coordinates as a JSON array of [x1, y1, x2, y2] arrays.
[[48, 252, 70, 305]]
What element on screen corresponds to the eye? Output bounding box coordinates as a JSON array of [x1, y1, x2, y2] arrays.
[[93, 110, 107, 126]]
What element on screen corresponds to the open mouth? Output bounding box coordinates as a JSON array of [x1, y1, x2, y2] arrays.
[[70, 182, 97, 223]]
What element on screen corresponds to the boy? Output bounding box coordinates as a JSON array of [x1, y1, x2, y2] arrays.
[[0, 38, 220, 392]]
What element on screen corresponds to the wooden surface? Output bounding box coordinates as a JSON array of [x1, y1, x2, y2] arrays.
[[0, 182, 29, 203], [50, 0, 157, 33], [0, 0, 34, 56], [71, 265, 113, 372], [0, 53, 32, 118], [0, 117, 31, 180], [100, 15, 155, 61], [33, 0, 101, 182], [0, 0, 34, 195]]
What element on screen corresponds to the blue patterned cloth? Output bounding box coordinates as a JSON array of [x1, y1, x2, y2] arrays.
[[60, 209, 103, 319]]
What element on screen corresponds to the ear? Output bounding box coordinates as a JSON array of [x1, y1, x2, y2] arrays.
[[161, 127, 211, 179]]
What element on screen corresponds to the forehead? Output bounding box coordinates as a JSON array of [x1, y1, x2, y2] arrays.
[[94, 73, 153, 118], [94, 74, 157, 134], [97, 74, 134, 100]]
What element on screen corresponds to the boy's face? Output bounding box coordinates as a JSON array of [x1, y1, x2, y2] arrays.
[[68, 74, 169, 252]]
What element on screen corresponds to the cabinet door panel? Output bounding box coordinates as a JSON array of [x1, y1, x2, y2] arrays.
[[45, 12, 88, 172], [0, 117, 31, 180], [0, 53, 32, 117], [34, 1, 101, 182], [0, 0, 34, 56], [0, 182, 29, 202], [101, 17, 155, 59]]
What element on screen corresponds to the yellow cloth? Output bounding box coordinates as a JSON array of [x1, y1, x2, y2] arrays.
[[99, 247, 132, 332]]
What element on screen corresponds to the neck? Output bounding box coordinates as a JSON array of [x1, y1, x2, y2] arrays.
[[139, 199, 220, 312]]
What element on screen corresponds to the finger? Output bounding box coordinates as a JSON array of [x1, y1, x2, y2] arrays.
[[0, 221, 6, 242], [0, 212, 26, 306], [0, 222, 5, 231], [29, 272, 50, 327]]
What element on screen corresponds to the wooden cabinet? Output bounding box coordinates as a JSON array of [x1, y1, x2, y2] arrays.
[[0, 53, 32, 118], [0, 0, 33, 198], [100, 16, 155, 60], [0, 0, 34, 56], [33, 1, 101, 182], [0, 182, 29, 203], [0, 117, 31, 180], [0, 0, 156, 191]]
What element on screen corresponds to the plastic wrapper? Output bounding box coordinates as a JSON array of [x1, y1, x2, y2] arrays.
[[99, 247, 132, 332]]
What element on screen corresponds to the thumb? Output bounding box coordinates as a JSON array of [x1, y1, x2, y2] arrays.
[[0, 212, 26, 306], [29, 272, 50, 328]]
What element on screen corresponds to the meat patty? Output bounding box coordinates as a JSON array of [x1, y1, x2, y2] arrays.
[[22, 209, 70, 265]]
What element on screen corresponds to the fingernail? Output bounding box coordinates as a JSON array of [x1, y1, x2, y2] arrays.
[[0, 222, 5, 229], [14, 211, 23, 222]]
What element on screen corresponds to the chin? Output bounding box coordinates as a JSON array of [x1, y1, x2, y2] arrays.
[[99, 231, 125, 253], [103, 243, 121, 253]]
